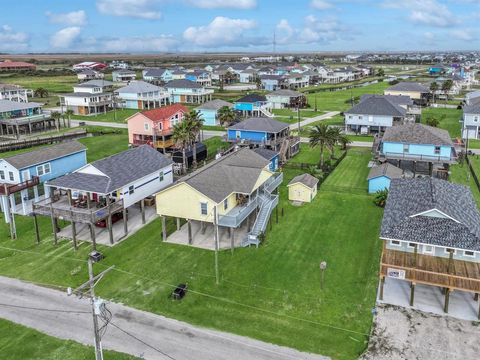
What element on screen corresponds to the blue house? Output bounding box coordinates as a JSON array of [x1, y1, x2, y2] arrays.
[[164, 79, 213, 104], [429, 64, 444, 75], [195, 99, 233, 126], [143, 68, 173, 83], [0, 141, 87, 221], [253, 148, 279, 172], [233, 94, 272, 117], [367, 163, 403, 193], [227, 117, 299, 161], [377, 123, 456, 176], [259, 75, 283, 91]]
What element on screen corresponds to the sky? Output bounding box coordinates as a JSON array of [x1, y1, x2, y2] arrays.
[[0, 0, 479, 53]]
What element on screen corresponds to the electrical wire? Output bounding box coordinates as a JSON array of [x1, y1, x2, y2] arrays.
[[109, 321, 176, 360], [0, 302, 90, 314]]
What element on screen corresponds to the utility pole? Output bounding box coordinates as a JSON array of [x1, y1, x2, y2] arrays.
[[297, 107, 301, 134], [69, 261, 115, 360], [213, 205, 219, 285]]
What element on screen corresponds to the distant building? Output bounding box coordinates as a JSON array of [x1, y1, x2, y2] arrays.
[[77, 69, 104, 82], [266, 89, 307, 109], [115, 81, 169, 110], [0, 83, 32, 102], [0, 99, 52, 137], [59, 80, 114, 116], [384, 82, 430, 106], [112, 70, 136, 82], [0, 60, 36, 72], [72, 62, 107, 71]]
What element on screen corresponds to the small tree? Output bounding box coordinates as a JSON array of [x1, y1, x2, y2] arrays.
[[377, 68, 385, 77], [255, 77, 262, 90], [50, 111, 61, 131], [309, 123, 335, 168], [425, 117, 439, 127], [373, 189, 388, 208], [217, 106, 236, 127], [34, 87, 49, 98]]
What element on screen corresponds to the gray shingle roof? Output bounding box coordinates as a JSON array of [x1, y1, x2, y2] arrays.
[[165, 79, 203, 89], [463, 104, 480, 115], [367, 163, 403, 180], [288, 173, 319, 188], [386, 82, 430, 93], [0, 99, 42, 112], [116, 81, 162, 94], [179, 148, 270, 203], [382, 123, 453, 146], [235, 94, 267, 103], [228, 117, 289, 133], [345, 95, 406, 117], [267, 89, 303, 97], [360, 94, 413, 107], [76, 80, 113, 88], [381, 178, 480, 251], [195, 99, 232, 111], [252, 148, 278, 161], [3, 141, 86, 170], [48, 145, 172, 194], [144, 68, 167, 77]]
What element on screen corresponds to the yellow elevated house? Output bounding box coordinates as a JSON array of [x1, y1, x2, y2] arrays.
[[156, 148, 283, 249], [287, 173, 319, 203]]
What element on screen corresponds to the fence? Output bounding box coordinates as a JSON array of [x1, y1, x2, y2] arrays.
[[466, 156, 480, 193], [0, 129, 87, 152]]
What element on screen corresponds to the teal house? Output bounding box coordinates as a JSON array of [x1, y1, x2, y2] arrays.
[[195, 99, 233, 126], [367, 163, 403, 193]]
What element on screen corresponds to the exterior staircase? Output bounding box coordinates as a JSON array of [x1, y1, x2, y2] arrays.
[[259, 106, 274, 118]]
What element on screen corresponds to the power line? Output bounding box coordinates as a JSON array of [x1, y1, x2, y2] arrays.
[[0, 302, 90, 314], [109, 321, 176, 360]]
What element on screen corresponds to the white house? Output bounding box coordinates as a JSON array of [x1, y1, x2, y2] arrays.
[[59, 80, 114, 115], [115, 81, 169, 110], [0, 83, 33, 102], [462, 104, 480, 140]]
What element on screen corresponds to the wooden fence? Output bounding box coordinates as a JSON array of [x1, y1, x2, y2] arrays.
[[466, 156, 480, 193], [0, 129, 87, 152]]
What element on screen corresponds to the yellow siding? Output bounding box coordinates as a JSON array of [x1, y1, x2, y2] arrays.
[[218, 193, 237, 215], [253, 169, 273, 191], [156, 183, 216, 222], [288, 183, 316, 203], [384, 90, 421, 100]]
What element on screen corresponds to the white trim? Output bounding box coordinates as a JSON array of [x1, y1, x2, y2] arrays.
[[423, 244, 434, 255], [409, 208, 460, 223], [463, 250, 476, 258], [381, 237, 474, 255], [390, 239, 402, 247]]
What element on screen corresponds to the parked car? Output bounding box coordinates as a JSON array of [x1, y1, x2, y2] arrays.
[[95, 211, 124, 228]]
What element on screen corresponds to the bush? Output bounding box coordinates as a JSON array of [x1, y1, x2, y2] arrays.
[[373, 189, 388, 207]]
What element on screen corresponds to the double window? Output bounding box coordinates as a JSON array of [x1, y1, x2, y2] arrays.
[[159, 171, 164, 182], [128, 185, 134, 195], [423, 245, 434, 254], [36, 163, 51, 176], [434, 146, 441, 155]]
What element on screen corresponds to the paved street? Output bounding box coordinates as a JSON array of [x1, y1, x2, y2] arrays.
[[0, 276, 328, 360]]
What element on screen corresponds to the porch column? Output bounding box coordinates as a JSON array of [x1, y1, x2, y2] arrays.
[[1, 195, 10, 223], [230, 227, 235, 253], [200, 221, 206, 234], [33, 185, 39, 202], [410, 282, 415, 306], [50, 202, 57, 245], [161, 216, 167, 241], [19, 190, 28, 215], [444, 288, 450, 313], [89, 223, 97, 250], [106, 195, 114, 245], [33, 213, 40, 245], [187, 220, 192, 245], [140, 198, 146, 225], [176, 217, 180, 231], [123, 207, 128, 235], [44, 185, 51, 199], [67, 190, 77, 250]]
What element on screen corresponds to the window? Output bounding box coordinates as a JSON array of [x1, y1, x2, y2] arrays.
[[390, 240, 401, 246], [128, 185, 134, 195], [423, 245, 434, 254], [403, 144, 409, 153], [144, 123, 149, 131], [475, 116, 478, 122], [36, 164, 51, 176], [0, 170, 4, 180], [464, 250, 475, 257], [159, 171, 164, 182], [224, 198, 228, 210], [349, 115, 352, 119], [8, 171, 14, 181], [359, 116, 363, 120], [434, 146, 441, 155], [445, 248, 456, 255], [200, 202, 208, 215], [408, 242, 417, 248]]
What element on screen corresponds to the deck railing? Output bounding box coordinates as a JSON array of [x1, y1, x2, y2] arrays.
[[0, 176, 40, 196], [218, 196, 259, 228], [379, 151, 456, 163]]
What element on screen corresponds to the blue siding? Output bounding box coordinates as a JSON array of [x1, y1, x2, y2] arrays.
[[270, 155, 279, 171], [227, 129, 267, 142], [20, 150, 87, 183], [234, 103, 254, 111], [125, 99, 140, 109], [382, 141, 452, 159], [198, 109, 217, 126], [368, 176, 391, 193]]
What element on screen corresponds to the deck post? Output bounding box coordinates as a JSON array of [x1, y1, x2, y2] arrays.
[[50, 203, 57, 245], [475, 293, 479, 301], [71, 215, 77, 250], [176, 217, 180, 231], [89, 223, 97, 250], [379, 276, 385, 301], [230, 227, 235, 254], [200, 221, 206, 234], [33, 213, 40, 245], [187, 220, 192, 245], [123, 207, 128, 235], [161, 216, 167, 241], [444, 288, 450, 313], [141, 199, 146, 225], [106, 195, 114, 245], [410, 282, 415, 306], [247, 214, 251, 232], [86, 192, 91, 209]]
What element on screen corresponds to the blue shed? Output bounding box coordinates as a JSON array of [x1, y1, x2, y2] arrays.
[[367, 163, 403, 193]]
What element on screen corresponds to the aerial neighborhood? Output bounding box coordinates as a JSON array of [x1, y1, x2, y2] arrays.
[[1, 2, 480, 359]]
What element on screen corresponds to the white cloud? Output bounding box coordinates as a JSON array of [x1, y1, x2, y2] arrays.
[[99, 35, 178, 52], [276, 19, 294, 44], [0, 25, 29, 52], [383, 0, 457, 27], [184, 0, 256, 9], [311, 0, 333, 10], [96, 0, 162, 19], [451, 29, 474, 41], [183, 16, 260, 47], [46, 10, 87, 26], [50, 27, 82, 48]]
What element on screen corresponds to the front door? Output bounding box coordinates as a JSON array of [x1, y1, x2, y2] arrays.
[[21, 170, 30, 181]]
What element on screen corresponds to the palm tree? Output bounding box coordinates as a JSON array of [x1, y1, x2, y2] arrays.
[[65, 109, 74, 128], [430, 81, 438, 104], [255, 77, 262, 90], [50, 111, 61, 131], [377, 68, 385, 77], [309, 123, 334, 168], [34, 87, 49, 98], [217, 106, 236, 127], [442, 79, 453, 104], [184, 110, 204, 169], [172, 121, 191, 174]]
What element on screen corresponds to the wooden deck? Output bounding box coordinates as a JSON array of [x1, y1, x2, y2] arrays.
[[380, 248, 480, 293]]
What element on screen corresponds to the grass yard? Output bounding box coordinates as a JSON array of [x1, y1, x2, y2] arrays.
[[1, 74, 77, 93], [288, 143, 343, 165], [71, 109, 139, 123], [272, 108, 324, 118], [449, 162, 480, 207], [346, 135, 374, 143], [421, 107, 462, 138], [204, 136, 229, 159], [306, 82, 390, 112], [0, 318, 135, 360], [0, 144, 381, 360], [78, 131, 129, 162]]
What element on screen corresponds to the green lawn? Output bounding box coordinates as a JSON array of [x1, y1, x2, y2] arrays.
[[1, 74, 77, 93], [78, 131, 129, 162], [272, 108, 324, 118], [0, 318, 135, 360], [204, 136, 229, 159], [449, 162, 480, 207], [72, 109, 139, 123], [0, 144, 381, 360], [421, 107, 463, 138], [288, 143, 343, 165], [346, 135, 374, 143], [306, 82, 390, 112]]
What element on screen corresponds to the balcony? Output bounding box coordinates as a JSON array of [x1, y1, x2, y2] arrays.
[[264, 172, 283, 193], [218, 196, 259, 228], [0, 113, 49, 124], [33, 196, 124, 224], [132, 138, 175, 148], [0, 176, 39, 196]]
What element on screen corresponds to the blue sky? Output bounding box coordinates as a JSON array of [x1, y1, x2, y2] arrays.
[[0, 0, 479, 53]]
